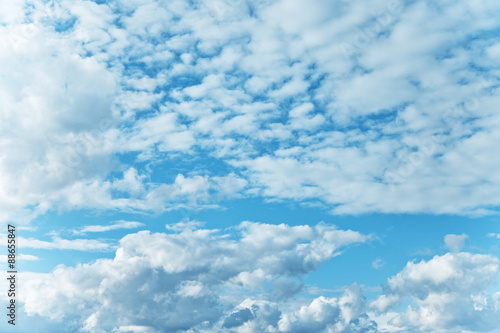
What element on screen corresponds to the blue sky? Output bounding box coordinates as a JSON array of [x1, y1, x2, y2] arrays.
[[1, 0, 500, 332]]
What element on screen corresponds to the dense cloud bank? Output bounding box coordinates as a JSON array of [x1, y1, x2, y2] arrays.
[[10, 222, 499, 332]]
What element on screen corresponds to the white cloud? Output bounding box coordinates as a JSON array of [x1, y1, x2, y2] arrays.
[[0, 254, 40, 262], [2, 0, 500, 221], [16, 221, 369, 332], [487, 233, 500, 239], [369, 294, 399, 313], [379, 252, 500, 332], [444, 233, 468, 252], [47, 170, 248, 215], [2, 1, 500, 332], [371, 258, 385, 270], [12, 236, 111, 251], [277, 284, 377, 333], [114, 325, 161, 333], [73, 220, 145, 235], [2, 221, 499, 333]]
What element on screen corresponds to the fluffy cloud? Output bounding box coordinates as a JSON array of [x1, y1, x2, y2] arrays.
[[376, 252, 500, 332], [17, 221, 370, 332], [277, 283, 377, 333], [11, 222, 500, 333], [2, 0, 500, 222], [487, 233, 500, 239]]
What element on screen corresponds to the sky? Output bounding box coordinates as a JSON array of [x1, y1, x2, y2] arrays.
[[1, 0, 500, 332]]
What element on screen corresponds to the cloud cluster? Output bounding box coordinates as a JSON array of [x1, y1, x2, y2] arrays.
[[377, 252, 500, 332], [17, 221, 371, 332], [7, 224, 498, 332]]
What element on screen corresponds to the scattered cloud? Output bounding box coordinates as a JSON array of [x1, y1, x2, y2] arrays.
[[444, 233, 469, 252], [2, 0, 500, 223], [371, 258, 385, 270]]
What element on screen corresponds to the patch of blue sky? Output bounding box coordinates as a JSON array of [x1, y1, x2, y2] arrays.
[[52, 16, 77, 33], [117, 150, 236, 181], [303, 213, 500, 292]]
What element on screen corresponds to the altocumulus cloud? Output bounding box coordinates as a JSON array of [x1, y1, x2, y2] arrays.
[[2, 0, 500, 222]]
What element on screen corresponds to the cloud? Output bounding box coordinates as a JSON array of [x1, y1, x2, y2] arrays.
[[369, 294, 399, 313], [277, 283, 377, 333], [17, 221, 370, 332], [3, 221, 499, 333], [0, 3, 118, 223], [278, 284, 377, 332], [2, 1, 500, 332], [7, 235, 112, 251], [444, 233, 469, 252], [2, 0, 500, 222], [73, 220, 145, 235], [371, 258, 385, 270], [51, 170, 248, 214], [0, 254, 40, 262], [378, 252, 500, 332]]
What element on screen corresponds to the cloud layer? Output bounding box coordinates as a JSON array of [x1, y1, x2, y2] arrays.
[[2, 0, 500, 223]]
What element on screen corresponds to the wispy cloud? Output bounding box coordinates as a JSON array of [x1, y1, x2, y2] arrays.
[[72, 220, 145, 235], [2, 236, 113, 251], [371, 258, 385, 270]]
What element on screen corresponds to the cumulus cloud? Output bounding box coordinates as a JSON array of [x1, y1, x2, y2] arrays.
[[16, 221, 370, 332], [277, 283, 377, 333], [377, 252, 500, 332], [1, 222, 498, 333]]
